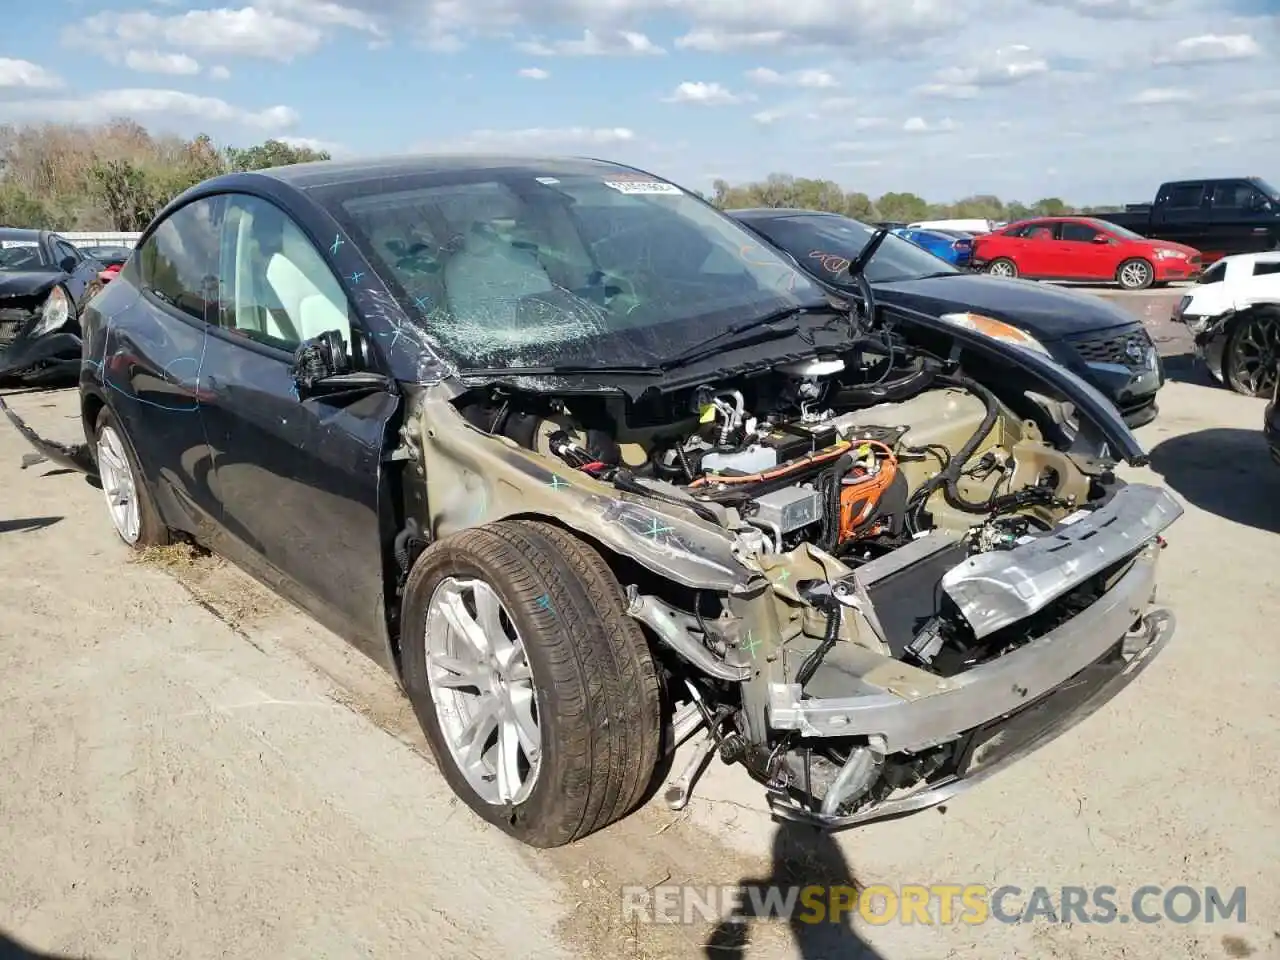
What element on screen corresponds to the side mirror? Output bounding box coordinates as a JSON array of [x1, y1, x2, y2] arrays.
[[1092, 234, 1111, 243], [291, 331, 392, 398], [59, 255, 78, 272]]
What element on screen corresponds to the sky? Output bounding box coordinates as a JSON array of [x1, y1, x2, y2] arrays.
[[1, 0, 1277, 205]]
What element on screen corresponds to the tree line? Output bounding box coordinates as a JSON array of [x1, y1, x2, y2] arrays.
[[706, 174, 1121, 223], [0, 120, 330, 232], [1, 120, 1117, 232]]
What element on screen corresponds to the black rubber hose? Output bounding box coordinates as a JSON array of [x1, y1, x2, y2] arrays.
[[794, 599, 842, 688], [613, 469, 722, 525], [920, 374, 1002, 515]]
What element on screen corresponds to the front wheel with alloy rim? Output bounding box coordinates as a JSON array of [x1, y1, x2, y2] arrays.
[[1223, 308, 1280, 398], [1116, 258, 1154, 291], [985, 258, 1018, 278], [400, 519, 662, 848], [94, 407, 170, 547]]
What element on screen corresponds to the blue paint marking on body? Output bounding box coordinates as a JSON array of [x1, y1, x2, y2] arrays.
[[329, 235, 344, 256], [348, 270, 365, 284]]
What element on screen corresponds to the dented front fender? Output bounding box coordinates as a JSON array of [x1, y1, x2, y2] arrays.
[[409, 390, 754, 593]]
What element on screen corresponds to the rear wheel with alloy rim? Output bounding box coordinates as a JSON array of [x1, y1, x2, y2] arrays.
[[1116, 258, 1154, 290], [985, 258, 1018, 278], [401, 519, 661, 848], [94, 407, 169, 547], [1223, 308, 1280, 398]]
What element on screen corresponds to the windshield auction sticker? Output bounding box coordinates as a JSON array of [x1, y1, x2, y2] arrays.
[[0, 240, 39, 248], [602, 180, 682, 195]]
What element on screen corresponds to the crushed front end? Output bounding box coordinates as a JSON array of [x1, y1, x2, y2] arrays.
[[412, 325, 1183, 831]]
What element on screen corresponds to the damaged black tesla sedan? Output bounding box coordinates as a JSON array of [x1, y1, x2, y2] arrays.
[[0, 228, 107, 385], [3, 155, 1183, 848]]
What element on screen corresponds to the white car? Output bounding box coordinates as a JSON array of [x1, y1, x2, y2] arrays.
[[1174, 251, 1280, 397]]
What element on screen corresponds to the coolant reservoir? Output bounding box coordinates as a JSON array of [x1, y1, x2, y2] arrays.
[[702, 445, 779, 475]]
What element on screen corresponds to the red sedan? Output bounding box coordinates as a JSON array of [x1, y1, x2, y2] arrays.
[[971, 216, 1202, 290]]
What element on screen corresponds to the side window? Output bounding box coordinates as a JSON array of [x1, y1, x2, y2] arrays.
[[216, 194, 353, 354], [1253, 262, 1280, 278], [138, 196, 223, 323], [1059, 222, 1099, 243], [1211, 182, 1253, 209], [53, 239, 81, 264], [1166, 184, 1205, 208], [1198, 261, 1227, 285]]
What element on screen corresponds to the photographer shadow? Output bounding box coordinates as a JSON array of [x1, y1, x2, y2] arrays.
[[0, 931, 89, 960], [704, 820, 885, 959]]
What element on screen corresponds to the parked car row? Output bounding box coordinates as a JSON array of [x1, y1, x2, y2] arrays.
[[730, 207, 1166, 426], [0, 156, 1272, 855]]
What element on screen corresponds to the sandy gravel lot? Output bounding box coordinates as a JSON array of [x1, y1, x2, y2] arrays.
[[1, 285, 1277, 960]]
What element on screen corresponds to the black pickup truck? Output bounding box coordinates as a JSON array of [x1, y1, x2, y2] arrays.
[[1095, 177, 1280, 262]]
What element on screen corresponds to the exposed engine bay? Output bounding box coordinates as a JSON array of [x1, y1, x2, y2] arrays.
[[443, 328, 1180, 828]]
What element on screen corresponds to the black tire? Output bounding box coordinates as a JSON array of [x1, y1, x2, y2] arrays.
[[985, 257, 1018, 279], [93, 406, 170, 547], [1116, 258, 1154, 291], [401, 519, 661, 848], [1222, 308, 1280, 398]]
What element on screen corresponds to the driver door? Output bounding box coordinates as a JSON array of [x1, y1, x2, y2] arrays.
[[197, 191, 400, 662]]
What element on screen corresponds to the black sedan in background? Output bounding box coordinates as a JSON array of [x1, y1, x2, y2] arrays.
[[730, 208, 1165, 427], [1, 228, 106, 385]]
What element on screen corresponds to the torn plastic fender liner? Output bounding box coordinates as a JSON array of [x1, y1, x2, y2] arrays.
[[0, 396, 96, 475]]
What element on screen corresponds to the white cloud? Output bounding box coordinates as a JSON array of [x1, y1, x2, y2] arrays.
[[209, 65, 231, 80], [72, 7, 327, 62], [751, 109, 786, 125], [255, 0, 384, 37], [517, 29, 663, 56], [123, 50, 201, 75], [903, 116, 958, 133], [1127, 86, 1194, 104], [430, 126, 637, 151], [518, 67, 550, 79], [834, 159, 883, 168], [914, 83, 980, 99], [1154, 33, 1261, 65], [932, 45, 1050, 88], [663, 81, 751, 105], [2, 88, 297, 130], [745, 67, 838, 89], [277, 135, 342, 154], [0, 58, 62, 89]]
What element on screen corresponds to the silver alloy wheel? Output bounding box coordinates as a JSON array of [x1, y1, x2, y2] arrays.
[[96, 425, 141, 544], [1119, 260, 1151, 289], [424, 577, 542, 806], [987, 260, 1016, 277]]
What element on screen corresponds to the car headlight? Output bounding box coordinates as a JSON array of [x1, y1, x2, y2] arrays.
[[1154, 248, 1186, 260], [30, 285, 73, 337], [938, 311, 1052, 356]]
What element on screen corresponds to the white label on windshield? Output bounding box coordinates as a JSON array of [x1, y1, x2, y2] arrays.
[[602, 180, 682, 195], [535, 177, 560, 184], [1, 240, 38, 248]]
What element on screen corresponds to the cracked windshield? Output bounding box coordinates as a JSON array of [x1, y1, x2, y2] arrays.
[[339, 173, 827, 369]]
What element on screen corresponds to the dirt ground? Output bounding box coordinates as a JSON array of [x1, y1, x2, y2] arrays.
[[1, 285, 1277, 960]]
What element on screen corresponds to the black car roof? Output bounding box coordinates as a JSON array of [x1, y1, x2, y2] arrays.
[[728, 208, 844, 221], [0, 228, 43, 242], [254, 153, 651, 190]]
